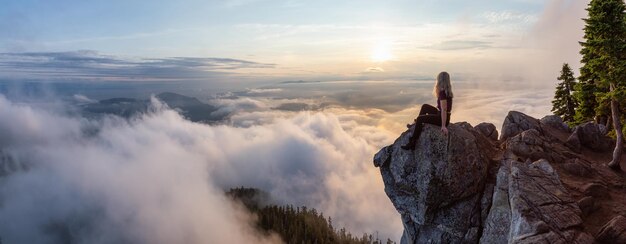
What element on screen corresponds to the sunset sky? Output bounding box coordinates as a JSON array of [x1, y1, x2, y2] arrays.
[[1, 0, 586, 84], [0, 1, 595, 243]]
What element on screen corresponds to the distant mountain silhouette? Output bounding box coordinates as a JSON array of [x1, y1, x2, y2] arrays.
[[279, 80, 321, 84], [98, 98, 139, 104], [155, 92, 202, 106], [83, 97, 147, 118], [156, 92, 221, 122], [82, 92, 223, 123]]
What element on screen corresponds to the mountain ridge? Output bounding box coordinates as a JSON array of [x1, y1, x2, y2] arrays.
[[82, 92, 223, 123]]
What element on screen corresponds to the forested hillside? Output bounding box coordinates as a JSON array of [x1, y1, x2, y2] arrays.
[[227, 187, 395, 244]]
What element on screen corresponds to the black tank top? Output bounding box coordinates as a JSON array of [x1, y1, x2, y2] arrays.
[[437, 90, 453, 112]]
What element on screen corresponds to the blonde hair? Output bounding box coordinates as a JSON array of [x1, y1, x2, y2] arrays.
[[433, 71, 453, 98]]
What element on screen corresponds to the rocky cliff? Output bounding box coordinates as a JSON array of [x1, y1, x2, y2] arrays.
[[374, 111, 626, 244]]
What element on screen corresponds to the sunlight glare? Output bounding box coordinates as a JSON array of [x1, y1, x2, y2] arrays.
[[371, 41, 393, 62]]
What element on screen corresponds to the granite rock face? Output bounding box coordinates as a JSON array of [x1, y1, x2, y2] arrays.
[[506, 129, 557, 162], [500, 111, 543, 141], [374, 111, 604, 244], [474, 122, 498, 141], [570, 122, 614, 152], [541, 115, 570, 132], [566, 132, 583, 153], [504, 159, 593, 243], [374, 123, 493, 244], [479, 163, 511, 244], [481, 159, 594, 243], [596, 215, 626, 243]]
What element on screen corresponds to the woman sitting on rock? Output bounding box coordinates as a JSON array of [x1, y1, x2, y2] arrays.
[[402, 71, 453, 150]]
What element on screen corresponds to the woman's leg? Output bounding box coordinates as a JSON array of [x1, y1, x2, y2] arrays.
[[407, 104, 439, 128], [419, 104, 439, 116], [402, 114, 442, 150]]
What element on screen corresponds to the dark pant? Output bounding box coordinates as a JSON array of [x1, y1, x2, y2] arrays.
[[407, 104, 451, 146]]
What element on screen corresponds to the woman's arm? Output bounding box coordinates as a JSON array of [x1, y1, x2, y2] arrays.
[[440, 99, 448, 135]]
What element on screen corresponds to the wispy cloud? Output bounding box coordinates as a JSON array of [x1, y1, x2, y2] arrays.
[[419, 40, 493, 50], [222, 0, 263, 8], [0, 50, 275, 82], [365, 67, 385, 72], [482, 11, 539, 24]]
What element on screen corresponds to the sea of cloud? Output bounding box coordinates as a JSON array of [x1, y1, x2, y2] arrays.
[[0, 79, 555, 243], [0, 93, 404, 243]]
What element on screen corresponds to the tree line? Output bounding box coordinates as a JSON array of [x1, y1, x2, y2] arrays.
[[552, 0, 625, 171], [226, 187, 395, 244]]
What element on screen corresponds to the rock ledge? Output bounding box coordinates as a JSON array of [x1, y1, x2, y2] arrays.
[[373, 111, 623, 244]]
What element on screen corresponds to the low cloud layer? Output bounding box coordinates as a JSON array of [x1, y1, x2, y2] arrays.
[[0, 94, 402, 243], [0, 96, 286, 244], [0, 76, 556, 244], [0, 50, 275, 82], [237, 80, 554, 126]]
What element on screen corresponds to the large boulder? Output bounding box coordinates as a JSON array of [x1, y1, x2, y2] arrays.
[[596, 215, 626, 243], [374, 123, 493, 244], [475, 122, 498, 141], [566, 122, 613, 153], [506, 159, 593, 243], [540, 115, 570, 132], [566, 131, 582, 153], [505, 129, 568, 163], [506, 129, 553, 162], [500, 111, 543, 141], [577, 196, 597, 217], [481, 159, 593, 243]]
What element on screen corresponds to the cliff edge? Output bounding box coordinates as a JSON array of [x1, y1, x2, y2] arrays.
[[374, 111, 626, 244]]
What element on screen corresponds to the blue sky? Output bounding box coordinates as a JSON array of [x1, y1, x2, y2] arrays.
[[0, 0, 585, 84], [2, 0, 542, 39]]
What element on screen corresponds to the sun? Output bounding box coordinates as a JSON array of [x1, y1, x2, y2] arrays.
[[371, 41, 393, 62]]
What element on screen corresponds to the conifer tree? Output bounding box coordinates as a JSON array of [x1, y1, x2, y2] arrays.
[[574, 42, 603, 124], [580, 0, 626, 170], [552, 63, 578, 123]]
